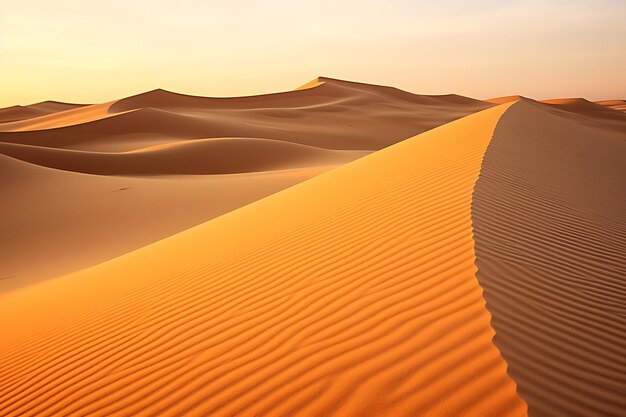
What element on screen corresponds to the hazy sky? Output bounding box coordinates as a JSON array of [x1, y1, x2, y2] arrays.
[[1, 0, 624, 106]]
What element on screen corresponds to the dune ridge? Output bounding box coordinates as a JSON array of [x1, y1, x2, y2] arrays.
[[596, 99, 626, 114], [472, 100, 626, 417], [0, 103, 528, 416], [0, 138, 366, 176], [0, 77, 492, 151], [0, 101, 85, 124]]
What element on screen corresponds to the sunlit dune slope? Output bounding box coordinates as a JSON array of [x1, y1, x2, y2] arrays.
[[0, 101, 85, 124], [0, 103, 528, 416], [472, 100, 626, 417], [0, 77, 492, 151], [0, 102, 117, 133]]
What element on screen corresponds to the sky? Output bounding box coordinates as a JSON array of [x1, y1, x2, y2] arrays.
[[1, 0, 625, 106]]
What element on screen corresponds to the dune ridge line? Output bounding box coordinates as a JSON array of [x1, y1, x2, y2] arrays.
[[0, 103, 528, 416]]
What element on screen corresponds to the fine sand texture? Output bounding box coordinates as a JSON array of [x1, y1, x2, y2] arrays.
[[0, 103, 528, 416], [472, 100, 626, 417], [0, 77, 491, 290]]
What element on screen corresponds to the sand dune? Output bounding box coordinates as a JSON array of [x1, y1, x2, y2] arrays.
[[0, 102, 117, 133], [596, 99, 626, 113], [539, 97, 626, 129], [486, 95, 527, 104], [472, 100, 626, 417], [0, 77, 491, 289], [0, 77, 492, 151], [0, 103, 528, 416], [0, 138, 366, 175], [1, 78, 623, 417], [0, 154, 342, 291], [0, 101, 85, 124]]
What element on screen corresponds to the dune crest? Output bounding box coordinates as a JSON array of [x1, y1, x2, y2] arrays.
[[0, 77, 492, 151], [472, 100, 626, 417], [486, 95, 526, 104], [0, 103, 528, 416]]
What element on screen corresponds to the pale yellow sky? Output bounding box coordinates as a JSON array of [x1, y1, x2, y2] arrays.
[[1, 0, 625, 107]]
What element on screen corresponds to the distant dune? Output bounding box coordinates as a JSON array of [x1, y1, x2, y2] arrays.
[[1, 78, 624, 417], [595, 99, 626, 113], [0, 101, 86, 124], [0, 77, 491, 151]]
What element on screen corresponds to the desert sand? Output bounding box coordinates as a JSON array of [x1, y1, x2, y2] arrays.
[[0, 77, 490, 290], [0, 78, 624, 417], [473, 99, 626, 417]]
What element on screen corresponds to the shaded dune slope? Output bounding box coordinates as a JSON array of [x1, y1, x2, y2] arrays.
[[0, 138, 366, 175], [0, 154, 335, 291], [540, 98, 626, 130], [472, 100, 626, 417], [0, 77, 492, 151], [0, 104, 527, 416]]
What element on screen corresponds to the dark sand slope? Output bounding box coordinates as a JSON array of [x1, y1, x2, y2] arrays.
[[0, 139, 366, 175], [0, 104, 527, 416], [0, 155, 339, 291], [472, 100, 626, 417]]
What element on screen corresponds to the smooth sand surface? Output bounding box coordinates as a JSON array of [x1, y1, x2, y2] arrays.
[[540, 97, 626, 128], [0, 154, 339, 291], [0, 101, 85, 124], [0, 77, 490, 290], [0, 103, 528, 416], [0, 77, 492, 151], [596, 99, 626, 114], [472, 100, 626, 417]]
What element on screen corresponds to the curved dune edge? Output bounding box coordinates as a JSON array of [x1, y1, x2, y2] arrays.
[[0, 77, 492, 152], [0, 103, 527, 416], [0, 138, 368, 175], [0, 101, 86, 124], [471, 100, 626, 417]]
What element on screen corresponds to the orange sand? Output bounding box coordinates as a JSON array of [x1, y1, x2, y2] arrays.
[[2, 78, 622, 417], [0, 103, 527, 416]]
